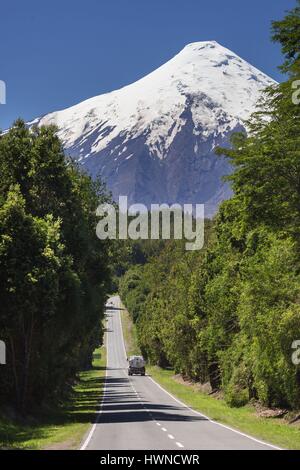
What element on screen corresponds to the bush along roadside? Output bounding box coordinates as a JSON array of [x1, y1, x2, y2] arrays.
[[0, 346, 106, 450], [0, 121, 112, 412]]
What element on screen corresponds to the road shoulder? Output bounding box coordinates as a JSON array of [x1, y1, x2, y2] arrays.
[[120, 297, 300, 450]]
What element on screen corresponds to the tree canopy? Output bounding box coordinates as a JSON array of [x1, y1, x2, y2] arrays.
[[0, 121, 112, 411]]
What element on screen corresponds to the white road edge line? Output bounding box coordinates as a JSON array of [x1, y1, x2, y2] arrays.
[[118, 296, 281, 451], [80, 310, 109, 450], [147, 375, 281, 450]]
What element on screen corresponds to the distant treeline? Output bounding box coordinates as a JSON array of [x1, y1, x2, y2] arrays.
[[0, 121, 112, 411], [119, 2, 300, 409]]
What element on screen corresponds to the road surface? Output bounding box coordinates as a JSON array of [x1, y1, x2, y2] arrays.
[[81, 296, 278, 450]]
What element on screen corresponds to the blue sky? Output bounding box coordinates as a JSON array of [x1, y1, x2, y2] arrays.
[[0, 0, 295, 129]]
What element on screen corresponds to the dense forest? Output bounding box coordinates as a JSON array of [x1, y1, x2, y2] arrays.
[[0, 1, 299, 420], [120, 2, 300, 410], [0, 122, 113, 411]]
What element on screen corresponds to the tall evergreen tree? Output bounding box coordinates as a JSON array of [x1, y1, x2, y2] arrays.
[[0, 121, 113, 410]]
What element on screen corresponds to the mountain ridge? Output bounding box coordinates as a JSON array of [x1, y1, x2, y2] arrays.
[[32, 41, 276, 216]]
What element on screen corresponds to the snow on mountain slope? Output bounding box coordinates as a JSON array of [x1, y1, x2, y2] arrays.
[[35, 41, 276, 216]]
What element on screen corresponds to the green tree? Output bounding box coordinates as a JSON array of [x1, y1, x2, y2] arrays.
[[0, 121, 113, 410]]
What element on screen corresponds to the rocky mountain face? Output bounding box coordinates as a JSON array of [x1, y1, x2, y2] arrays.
[[33, 41, 276, 216]]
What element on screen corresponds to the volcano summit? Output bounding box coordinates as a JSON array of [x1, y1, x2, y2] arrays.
[[33, 41, 275, 216]]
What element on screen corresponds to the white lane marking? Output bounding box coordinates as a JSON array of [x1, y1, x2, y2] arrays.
[[117, 298, 188, 448], [118, 295, 279, 450], [83, 298, 182, 451], [176, 442, 184, 448], [147, 375, 281, 450], [80, 312, 110, 450]]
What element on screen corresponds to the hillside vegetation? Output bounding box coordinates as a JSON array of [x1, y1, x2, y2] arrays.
[[0, 122, 112, 413], [120, 2, 300, 412]]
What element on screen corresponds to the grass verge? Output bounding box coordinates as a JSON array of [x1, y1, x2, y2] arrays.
[[147, 366, 300, 450], [0, 346, 106, 450], [120, 300, 141, 356], [119, 297, 300, 450]]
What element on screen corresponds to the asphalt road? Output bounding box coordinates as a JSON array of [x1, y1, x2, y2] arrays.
[[81, 295, 278, 450]]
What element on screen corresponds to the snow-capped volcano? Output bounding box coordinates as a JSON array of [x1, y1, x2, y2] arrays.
[[34, 41, 276, 215]]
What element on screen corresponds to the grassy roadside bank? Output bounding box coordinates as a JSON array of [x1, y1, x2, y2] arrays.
[[119, 297, 300, 450], [0, 346, 106, 450], [120, 300, 141, 357], [148, 366, 300, 450]]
